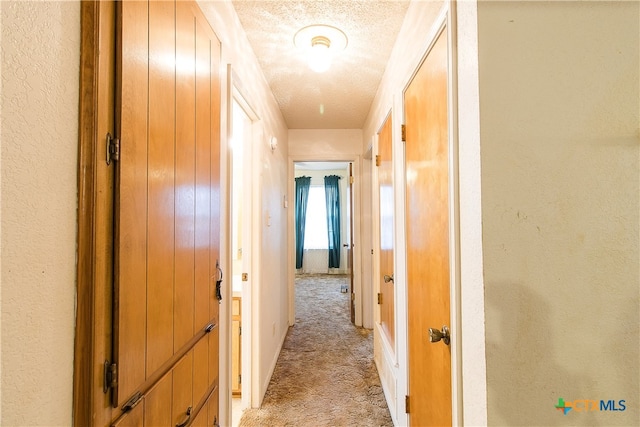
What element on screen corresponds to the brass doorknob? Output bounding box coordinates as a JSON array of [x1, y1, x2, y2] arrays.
[[383, 274, 394, 283], [428, 325, 450, 345]]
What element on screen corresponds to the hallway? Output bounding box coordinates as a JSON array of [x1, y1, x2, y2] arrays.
[[238, 275, 392, 426]]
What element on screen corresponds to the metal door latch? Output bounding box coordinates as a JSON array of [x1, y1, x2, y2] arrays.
[[428, 325, 450, 345]]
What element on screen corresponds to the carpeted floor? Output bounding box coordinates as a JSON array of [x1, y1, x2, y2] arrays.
[[239, 274, 393, 427]]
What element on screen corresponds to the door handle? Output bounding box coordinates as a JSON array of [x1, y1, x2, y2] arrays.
[[383, 274, 394, 283], [176, 406, 192, 427], [428, 325, 450, 345], [215, 260, 223, 303]]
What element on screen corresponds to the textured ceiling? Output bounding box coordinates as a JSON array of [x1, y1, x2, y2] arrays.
[[232, 0, 410, 129]]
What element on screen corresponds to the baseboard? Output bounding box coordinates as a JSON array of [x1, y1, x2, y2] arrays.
[[260, 324, 289, 403], [374, 323, 399, 426]]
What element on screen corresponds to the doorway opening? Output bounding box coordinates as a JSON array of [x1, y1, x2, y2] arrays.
[[229, 89, 259, 425], [293, 161, 354, 322]]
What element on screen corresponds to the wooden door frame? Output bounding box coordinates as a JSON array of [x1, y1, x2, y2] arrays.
[[400, 4, 463, 425], [74, 1, 116, 426]]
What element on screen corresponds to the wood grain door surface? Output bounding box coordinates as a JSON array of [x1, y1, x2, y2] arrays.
[[378, 113, 395, 349], [113, 1, 221, 425], [404, 28, 452, 427]]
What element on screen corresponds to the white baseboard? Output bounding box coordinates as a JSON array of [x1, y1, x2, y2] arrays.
[[260, 325, 289, 403]]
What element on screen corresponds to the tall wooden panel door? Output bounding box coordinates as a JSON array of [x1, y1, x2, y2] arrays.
[[377, 113, 395, 349], [404, 28, 452, 426], [112, 1, 221, 425]]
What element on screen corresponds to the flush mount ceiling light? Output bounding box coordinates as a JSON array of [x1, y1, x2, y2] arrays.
[[294, 24, 347, 73]]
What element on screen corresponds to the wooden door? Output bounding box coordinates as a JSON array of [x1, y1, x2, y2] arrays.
[[112, 1, 221, 424], [377, 113, 395, 349], [348, 163, 355, 324], [405, 28, 451, 426]]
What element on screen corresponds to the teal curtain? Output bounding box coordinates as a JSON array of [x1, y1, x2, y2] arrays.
[[324, 175, 341, 268], [295, 176, 311, 269]]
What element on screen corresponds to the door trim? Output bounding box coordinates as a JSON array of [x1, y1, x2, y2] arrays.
[[74, 1, 116, 426], [226, 66, 262, 412]]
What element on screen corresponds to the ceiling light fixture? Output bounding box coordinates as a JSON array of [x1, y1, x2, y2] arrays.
[[294, 24, 347, 73]]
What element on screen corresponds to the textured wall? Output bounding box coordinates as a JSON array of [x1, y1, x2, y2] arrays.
[[479, 1, 639, 425], [288, 128, 363, 158], [1, 1, 80, 425]]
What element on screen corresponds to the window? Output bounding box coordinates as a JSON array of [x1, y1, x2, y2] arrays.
[[303, 186, 328, 249]]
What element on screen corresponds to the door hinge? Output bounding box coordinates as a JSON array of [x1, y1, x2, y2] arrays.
[[375, 155, 381, 167], [401, 124, 406, 142], [350, 175, 354, 184], [405, 395, 410, 413], [106, 133, 120, 165], [239, 325, 242, 336], [351, 293, 355, 301], [239, 374, 242, 384], [103, 360, 117, 394], [377, 293, 382, 305]]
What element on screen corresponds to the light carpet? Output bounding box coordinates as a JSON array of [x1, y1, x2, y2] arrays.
[[239, 274, 393, 427]]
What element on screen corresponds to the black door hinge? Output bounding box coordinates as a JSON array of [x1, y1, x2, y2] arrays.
[[106, 133, 120, 165], [103, 360, 117, 394]]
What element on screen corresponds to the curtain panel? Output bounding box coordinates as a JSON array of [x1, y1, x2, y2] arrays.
[[294, 176, 311, 268], [324, 175, 341, 268]]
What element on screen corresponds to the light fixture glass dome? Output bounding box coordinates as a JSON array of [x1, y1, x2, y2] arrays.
[[294, 25, 347, 73], [308, 36, 331, 73]]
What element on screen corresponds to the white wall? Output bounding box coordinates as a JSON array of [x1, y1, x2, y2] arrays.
[[197, 0, 290, 413], [288, 129, 362, 158], [455, 0, 487, 424], [478, 1, 639, 425], [1, 1, 80, 425]]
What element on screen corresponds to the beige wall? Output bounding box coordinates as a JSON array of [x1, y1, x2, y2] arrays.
[[1, 1, 80, 425], [478, 1, 639, 425], [288, 128, 362, 158]]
